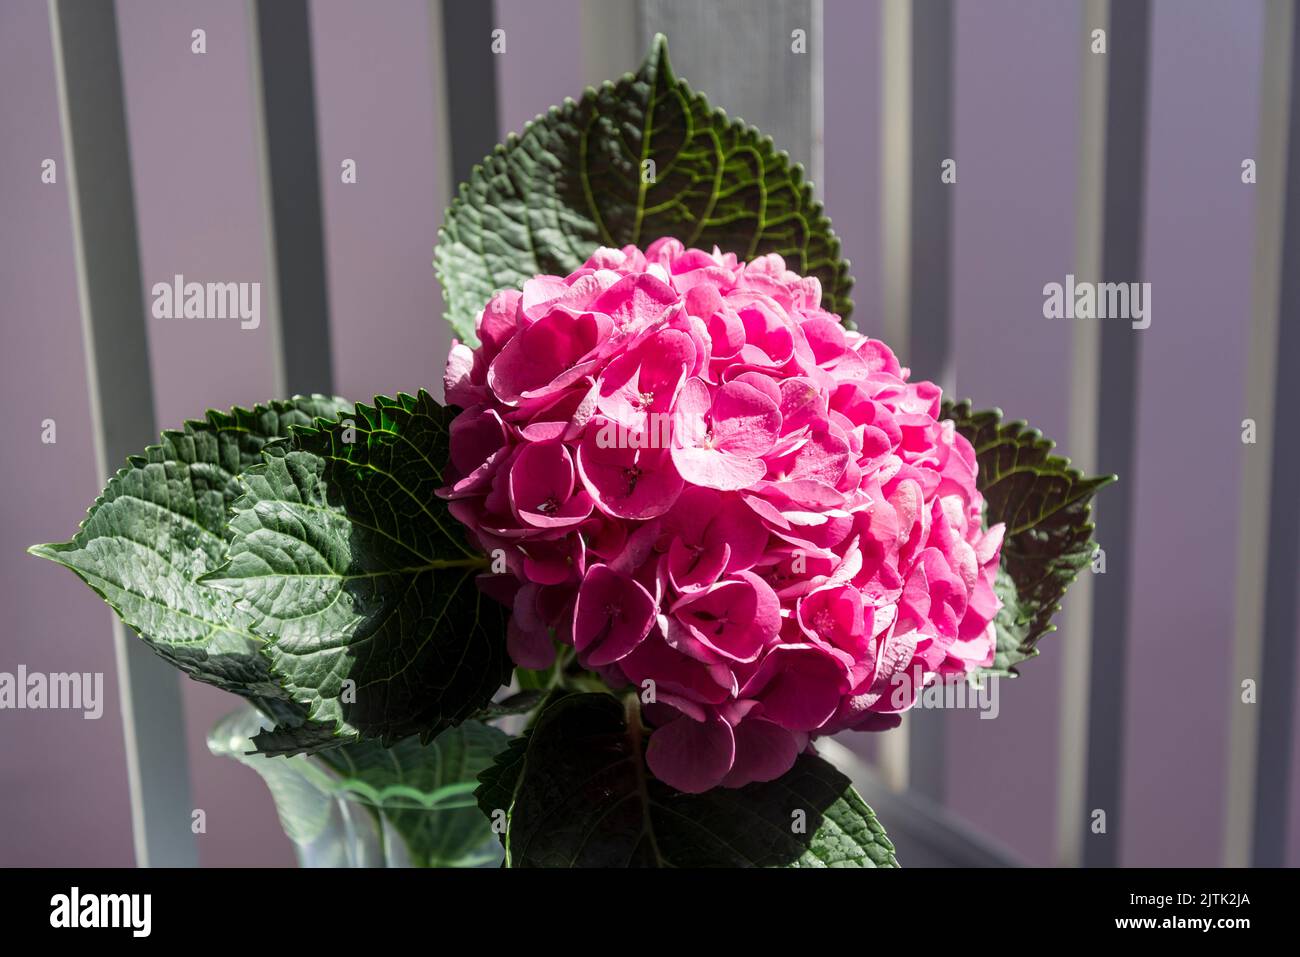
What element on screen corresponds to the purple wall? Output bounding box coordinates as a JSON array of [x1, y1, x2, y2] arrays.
[[311, 0, 451, 403], [494, 0, 585, 139]]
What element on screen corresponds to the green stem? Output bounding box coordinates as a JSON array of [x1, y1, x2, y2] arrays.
[[622, 690, 665, 865], [548, 644, 575, 691]]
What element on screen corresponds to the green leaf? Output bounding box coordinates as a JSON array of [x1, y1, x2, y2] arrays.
[[29, 396, 352, 702], [209, 707, 508, 867], [476, 692, 898, 868], [202, 391, 512, 752], [943, 400, 1115, 675], [435, 33, 854, 344]]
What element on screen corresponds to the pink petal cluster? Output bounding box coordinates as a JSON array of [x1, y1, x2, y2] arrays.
[[442, 240, 1004, 794]]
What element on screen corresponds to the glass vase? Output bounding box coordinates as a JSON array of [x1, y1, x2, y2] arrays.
[[208, 707, 504, 868]]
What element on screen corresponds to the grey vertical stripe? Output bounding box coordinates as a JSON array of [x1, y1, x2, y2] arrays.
[[808, 0, 825, 193], [1082, 0, 1151, 869], [440, 0, 501, 187], [581, 0, 639, 92], [48, 0, 197, 868], [905, 0, 954, 395], [252, 0, 334, 396], [427, 0, 452, 222], [903, 0, 954, 803], [1226, 0, 1293, 870], [881, 0, 910, 363], [1058, 0, 1108, 868], [1251, 0, 1300, 869], [882, 0, 954, 393], [637, 0, 817, 172]]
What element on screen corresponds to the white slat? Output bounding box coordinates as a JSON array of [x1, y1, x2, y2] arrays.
[[48, 0, 197, 868]]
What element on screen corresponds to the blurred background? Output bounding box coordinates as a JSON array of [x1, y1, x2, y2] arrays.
[[2, 0, 1297, 868]]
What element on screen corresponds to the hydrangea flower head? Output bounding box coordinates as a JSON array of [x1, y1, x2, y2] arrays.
[[442, 239, 1004, 793]]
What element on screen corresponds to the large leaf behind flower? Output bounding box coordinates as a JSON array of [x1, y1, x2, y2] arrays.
[[201, 391, 512, 753], [476, 692, 898, 868], [943, 400, 1115, 675], [29, 396, 350, 708], [435, 33, 854, 343]]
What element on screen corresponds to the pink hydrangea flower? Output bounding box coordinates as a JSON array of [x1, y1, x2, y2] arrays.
[[442, 239, 1004, 794]]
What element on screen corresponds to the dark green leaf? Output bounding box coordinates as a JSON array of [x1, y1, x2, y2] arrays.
[[29, 396, 351, 702], [476, 692, 897, 868], [202, 391, 512, 752], [943, 400, 1115, 675], [474, 732, 531, 841], [435, 33, 854, 343]]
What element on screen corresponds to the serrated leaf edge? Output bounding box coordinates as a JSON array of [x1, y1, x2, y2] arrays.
[[434, 33, 855, 337]]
